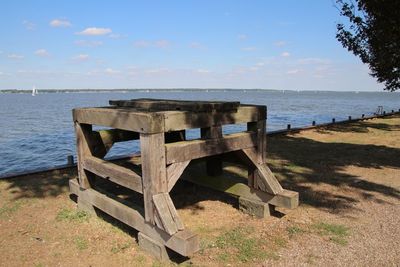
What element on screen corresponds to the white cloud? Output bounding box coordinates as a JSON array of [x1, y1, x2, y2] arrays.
[[241, 47, 257, 51], [281, 52, 290, 57], [77, 27, 112, 36], [72, 54, 89, 61], [8, 54, 24, 59], [109, 33, 123, 39], [297, 57, 330, 65], [50, 19, 71, 27], [274, 41, 286, 47], [133, 40, 171, 49], [238, 34, 248, 40], [133, 40, 151, 48], [189, 42, 206, 49], [35, 49, 50, 57], [154, 39, 170, 48], [22, 20, 35, 30], [287, 69, 300, 74], [74, 40, 103, 47], [196, 69, 210, 73], [105, 68, 120, 75], [256, 62, 265, 66]]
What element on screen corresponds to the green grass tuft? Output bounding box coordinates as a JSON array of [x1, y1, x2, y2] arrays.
[[215, 227, 269, 263], [74, 236, 88, 250], [287, 225, 306, 238], [0, 200, 24, 219], [313, 222, 349, 246], [56, 208, 89, 223], [111, 242, 131, 254]]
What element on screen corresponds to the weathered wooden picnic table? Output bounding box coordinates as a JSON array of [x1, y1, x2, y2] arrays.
[[69, 98, 298, 259]]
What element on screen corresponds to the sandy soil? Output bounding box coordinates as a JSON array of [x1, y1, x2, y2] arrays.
[[0, 115, 399, 267]]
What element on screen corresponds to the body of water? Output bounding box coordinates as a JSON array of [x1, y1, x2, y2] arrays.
[[1, 90, 399, 176]]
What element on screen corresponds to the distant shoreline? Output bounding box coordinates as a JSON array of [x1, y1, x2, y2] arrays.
[[0, 88, 395, 94]]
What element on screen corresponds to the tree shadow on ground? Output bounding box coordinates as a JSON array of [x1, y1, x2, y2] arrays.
[[267, 134, 400, 213], [3, 168, 75, 201], [315, 117, 400, 134]]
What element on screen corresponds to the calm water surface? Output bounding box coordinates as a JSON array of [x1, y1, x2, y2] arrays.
[[1, 90, 399, 175]]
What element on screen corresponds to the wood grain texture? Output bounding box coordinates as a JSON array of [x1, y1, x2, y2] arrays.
[[69, 179, 199, 256], [167, 160, 191, 192], [140, 133, 168, 224], [165, 132, 257, 164], [74, 122, 95, 189], [153, 193, 184, 235], [73, 107, 164, 133], [241, 148, 284, 194], [82, 156, 143, 193]]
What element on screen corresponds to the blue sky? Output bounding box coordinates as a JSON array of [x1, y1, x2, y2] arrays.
[[0, 0, 382, 91]]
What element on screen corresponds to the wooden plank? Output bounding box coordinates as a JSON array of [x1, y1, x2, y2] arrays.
[[165, 131, 257, 164], [165, 130, 186, 143], [109, 98, 240, 112], [90, 129, 139, 158], [140, 133, 168, 224], [241, 148, 284, 194], [247, 120, 266, 189], [167, 160, 191, 192], [153, 193, 178, 235], [163, 105, 266, 131], [74, 122, 95, 189], [164, 194, 184, 231], [180, 170, 298, 209], [98, 129, 139, 147], [73, 107, 164, 133], [69, 179, 199, 256], [201, 126, 223, 176], [82, 156, 143, 193]]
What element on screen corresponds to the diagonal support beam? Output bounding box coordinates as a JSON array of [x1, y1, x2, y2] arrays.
[[153, 193, 184, 235], [240, 148, 283, 195], [167, 160, 191, 192]]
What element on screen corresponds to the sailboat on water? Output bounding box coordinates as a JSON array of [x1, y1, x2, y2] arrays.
[[32, 86, 38, 96]]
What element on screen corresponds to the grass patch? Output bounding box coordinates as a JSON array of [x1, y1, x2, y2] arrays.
[[313, 222, 349, 246], [111, 242, 131, 254], [0, 200, 24, 219], [287, 225, 306, 238], [56, 208, 89, 223], [74, 236, 88, 250], [215, 227, 270, 263]]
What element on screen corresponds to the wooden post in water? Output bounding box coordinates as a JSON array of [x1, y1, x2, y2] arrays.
[[348, 116, 352, 121], [287, 124, 291, 130], [362, 114, 365, 118], [332, 118, 336, 123], [312, 121, 316, 126], [67, 155, 74, 165]]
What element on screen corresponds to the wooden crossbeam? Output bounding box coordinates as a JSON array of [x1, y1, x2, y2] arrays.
[[163, 105, 266, 132], [109, 98, 240, 112], [69, 180, 198, 256], [165, 132, 257, 164], [153, 193, 184, 235], [181, 169, 298, 209], [240, 148, 283, 194], [73, 107, 164, 133], [82, 156, 143, 193], [167, 160, 191, 192]]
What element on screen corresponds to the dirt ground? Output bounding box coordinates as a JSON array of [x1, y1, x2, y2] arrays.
[[1, 115, 399, 267]]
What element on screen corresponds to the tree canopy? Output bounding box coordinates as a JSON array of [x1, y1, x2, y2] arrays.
[[336, 0, 400, 91]]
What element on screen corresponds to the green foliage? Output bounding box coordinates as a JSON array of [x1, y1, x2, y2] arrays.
[[56, 208, 89, 222], [287, 225, 306, 238], [313, 222, 350, 246], [336, 0, 400, 91], [0, 200, 24, 218], [74, 236, 88, 250], [215, 227, 269, 263]]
